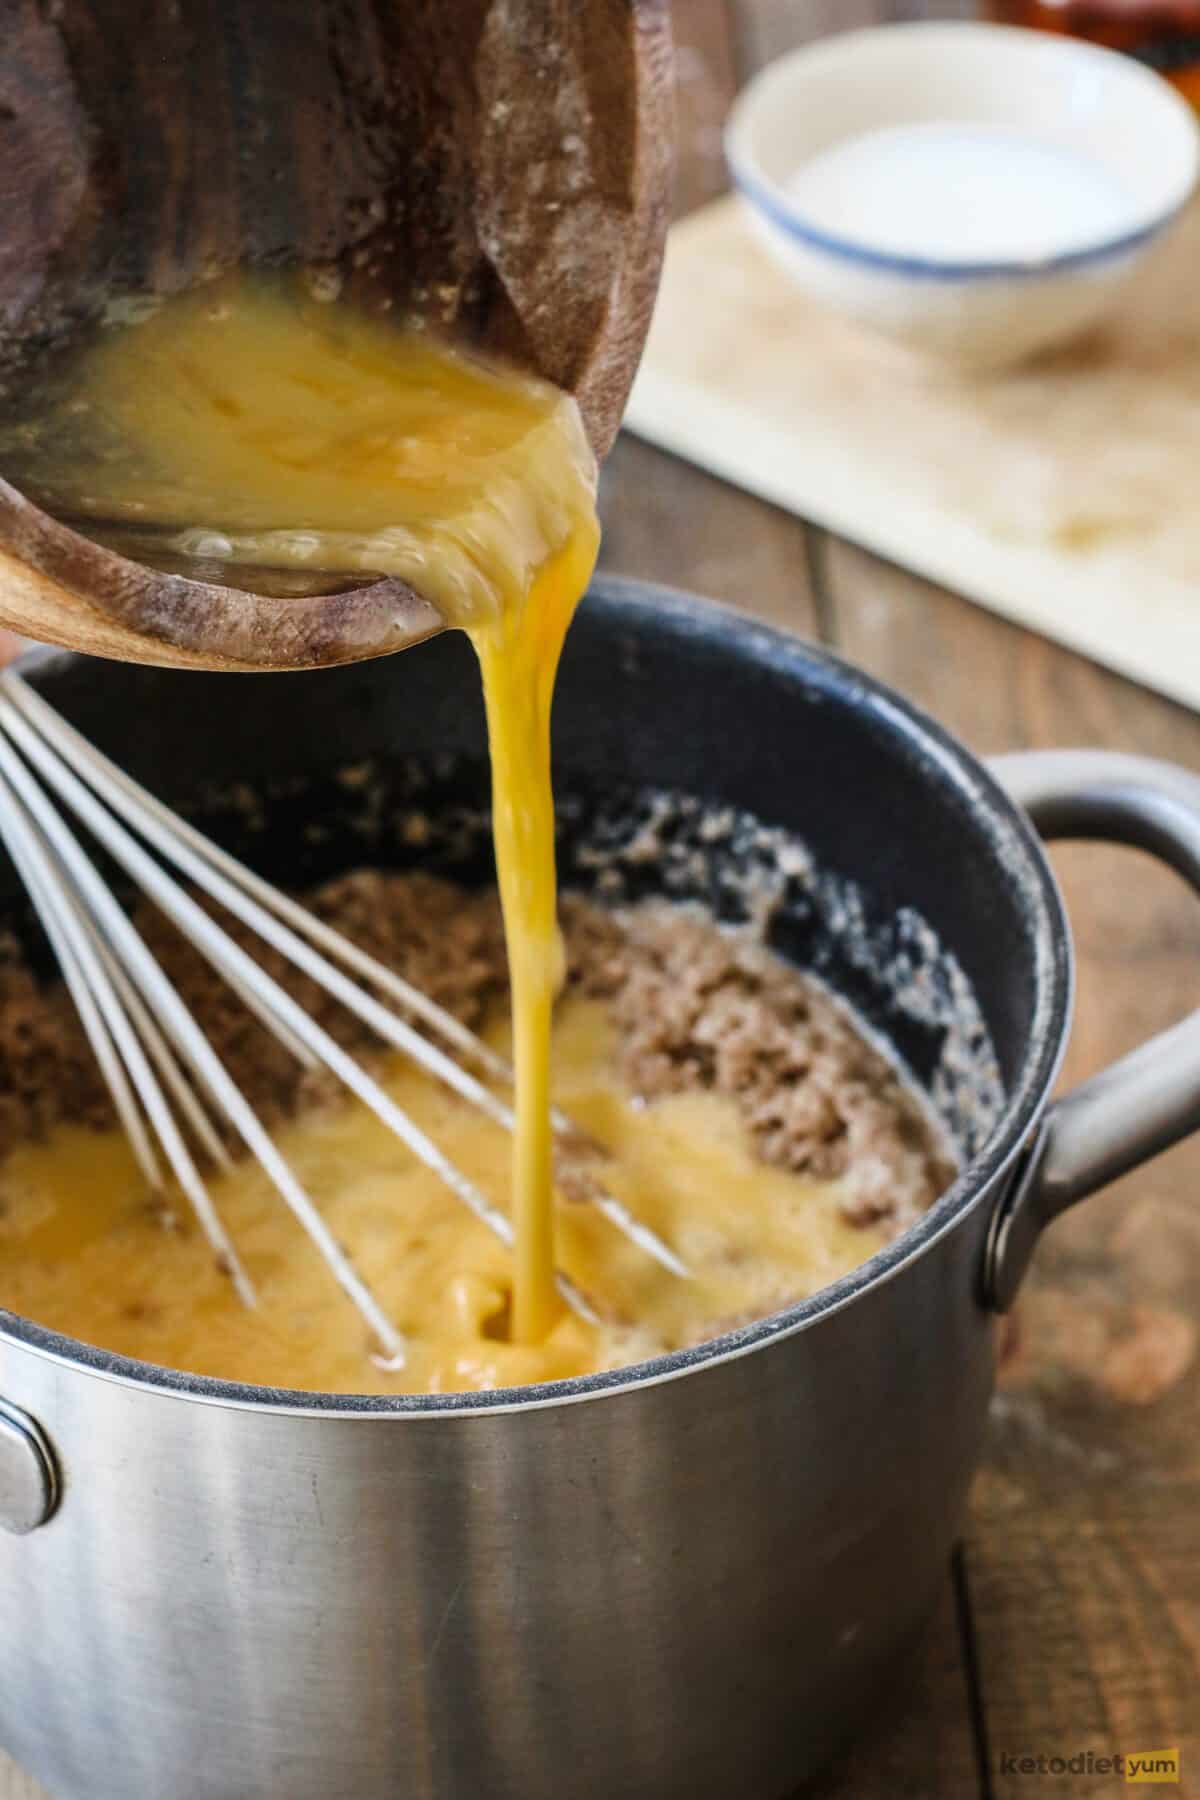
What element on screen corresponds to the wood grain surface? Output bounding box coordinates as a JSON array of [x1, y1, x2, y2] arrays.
[[3, 4, 1198, 1797]]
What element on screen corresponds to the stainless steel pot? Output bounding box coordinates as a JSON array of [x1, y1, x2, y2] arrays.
[[3, 579, 1200, 1800]]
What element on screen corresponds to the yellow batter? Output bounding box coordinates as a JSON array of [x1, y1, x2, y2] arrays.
[[1, 276, 599, 1348], [0, 994, 886, 1393]]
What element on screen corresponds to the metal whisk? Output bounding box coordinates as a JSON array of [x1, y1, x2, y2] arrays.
[[0, 669, 687, 1369]]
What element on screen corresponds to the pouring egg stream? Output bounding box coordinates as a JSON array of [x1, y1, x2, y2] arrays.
[[0, 275, 600, 1354], [0, 276, 950, 1393]]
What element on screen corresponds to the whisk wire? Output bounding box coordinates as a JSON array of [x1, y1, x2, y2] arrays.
[[0, 686, 570, 1302], [0, 745, 257, 1304], [84, 929, 235, 1175], [3, 672, 687, 1279], [7, 685, 517, 1082], [0, 765, 164, 1192], [0, 670, 686, 1354], [0, 698, 398, 1352]]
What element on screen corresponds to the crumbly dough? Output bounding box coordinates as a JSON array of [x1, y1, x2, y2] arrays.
[[560, 898, 954, 1235], [0, 872, 951, 1236]]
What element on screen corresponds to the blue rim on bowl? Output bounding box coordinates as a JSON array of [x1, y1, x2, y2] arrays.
[[724, 23, 1200, 284], [725, 158, 1190, 283]]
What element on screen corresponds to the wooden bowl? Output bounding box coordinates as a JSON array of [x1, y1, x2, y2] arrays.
[[0, 0, 672, 670]]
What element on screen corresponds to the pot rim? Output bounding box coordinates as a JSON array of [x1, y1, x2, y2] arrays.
[[0, 581, 1072, 1417]]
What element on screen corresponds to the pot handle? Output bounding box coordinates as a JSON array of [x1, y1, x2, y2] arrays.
[[983, 749, 1200, 1310]]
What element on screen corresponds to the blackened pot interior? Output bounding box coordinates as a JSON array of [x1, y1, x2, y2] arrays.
[[0, 577, 1070, 1406]]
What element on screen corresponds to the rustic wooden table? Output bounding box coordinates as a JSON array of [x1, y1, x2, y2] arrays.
[[599, 4, 1200, 1795], [3, 6, 1198, 1799]]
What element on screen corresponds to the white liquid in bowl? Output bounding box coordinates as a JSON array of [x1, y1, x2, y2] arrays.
[[786, 122, 1136, 263]]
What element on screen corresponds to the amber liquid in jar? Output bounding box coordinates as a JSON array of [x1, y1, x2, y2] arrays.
[[989, 0, 1200, 104]]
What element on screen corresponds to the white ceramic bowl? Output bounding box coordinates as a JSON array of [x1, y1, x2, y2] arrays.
[[724, 22, 1200, 367]]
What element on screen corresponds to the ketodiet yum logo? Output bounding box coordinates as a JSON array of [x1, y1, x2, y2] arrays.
[[997, 1747, 1180, 1784]]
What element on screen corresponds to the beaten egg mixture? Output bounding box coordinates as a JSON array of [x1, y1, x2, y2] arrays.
[[0, 995, 890, 1394], [0, 282, 952, 1393], [0, 881, 951, 1394], [0, 273, 598, 1345]]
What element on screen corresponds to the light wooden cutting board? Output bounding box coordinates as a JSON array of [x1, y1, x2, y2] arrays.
[[624, 194, 1200, 713], [1, 1753, 44, 1799]]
